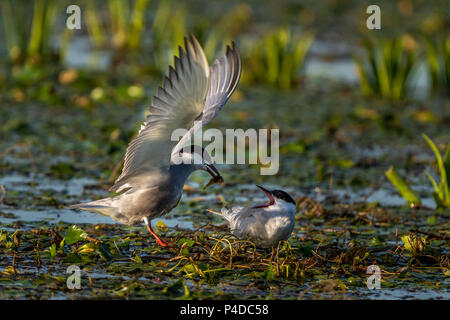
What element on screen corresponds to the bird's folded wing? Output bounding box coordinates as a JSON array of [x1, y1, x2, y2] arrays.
[[171, 41, 241, 157], [111, 34, 209, 192]]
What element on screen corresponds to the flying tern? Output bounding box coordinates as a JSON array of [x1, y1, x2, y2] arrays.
[[70, 34, 241, 247]]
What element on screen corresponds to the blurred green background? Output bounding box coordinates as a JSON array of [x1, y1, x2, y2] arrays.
[[0, 0, 449, 300]]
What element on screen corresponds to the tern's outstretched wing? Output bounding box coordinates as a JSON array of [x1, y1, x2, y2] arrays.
[[171, 41, 241, 157], [111, 34, 209, 192]]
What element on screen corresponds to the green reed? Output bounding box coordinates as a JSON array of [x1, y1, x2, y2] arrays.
[[354, 36, 418, 101], [244, 27, 314, 90], [425, 36, 450, 95]]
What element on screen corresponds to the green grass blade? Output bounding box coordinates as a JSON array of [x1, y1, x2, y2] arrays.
[[425, 38, 439, 89], [59, 28, 74, 64], [28, 0, 45, 56], [422, 134, 448, 205], [425, 171, 440, 194], [444, 144, 450, 188], [85, 2, 106, 48], [444, 145, 450, 207], [129, 0, 150, 50], [385, 166, 421, 205], [265, 33, 279, 85], [1, 0, 20, 60]]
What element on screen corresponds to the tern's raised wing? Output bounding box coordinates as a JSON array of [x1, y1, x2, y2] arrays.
[[111, 34, 209, 192], [171, 41, 241, 157]]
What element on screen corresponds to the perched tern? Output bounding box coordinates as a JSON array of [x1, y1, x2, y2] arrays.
[[70, 34, 241, 247], [211, 186, 296, 248]]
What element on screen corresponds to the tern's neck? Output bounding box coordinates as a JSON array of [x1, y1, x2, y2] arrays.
[[266, 201, 296, 216], [169, 163, 203, 186]]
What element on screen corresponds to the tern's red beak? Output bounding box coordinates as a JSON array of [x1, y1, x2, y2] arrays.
[[203, 163, 224, 189], [252, 185, 275, 208], [205, 163, 220, 178]]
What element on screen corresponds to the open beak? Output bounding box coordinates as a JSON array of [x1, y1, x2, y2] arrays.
[[203, 163, 224, 189], [252, 185, 275, 208], [205, 163, 220, 178]]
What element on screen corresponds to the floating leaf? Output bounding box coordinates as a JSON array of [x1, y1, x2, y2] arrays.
[[2, 266, 16, 276], [155, 220, 168, 231], [78, 242, 97, 255], [177, 238, 195, 247], [162, 279, 184, 296], [63, 252, 83, 263], [426, 216, 437, 225], [132, 254, 143, 264], [402, 234, 426, 254], [64, 225, 88, 245], [261, 265, 275, 281], [49, 243, 57, 257], [98, 243, 114, 261]]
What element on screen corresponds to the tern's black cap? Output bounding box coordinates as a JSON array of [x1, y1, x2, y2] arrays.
[[271, 190, 296, 205]]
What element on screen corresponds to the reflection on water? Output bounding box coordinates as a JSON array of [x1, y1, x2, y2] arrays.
[[357, 288, 449, 300]]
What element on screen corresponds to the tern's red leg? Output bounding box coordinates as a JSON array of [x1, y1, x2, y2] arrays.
[[144, 220, 173, 247]]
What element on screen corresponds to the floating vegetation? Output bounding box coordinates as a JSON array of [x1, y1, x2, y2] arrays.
[[354, 36, 418, 101], [401, 233, 427, 255], [0, 213, 448, 299]]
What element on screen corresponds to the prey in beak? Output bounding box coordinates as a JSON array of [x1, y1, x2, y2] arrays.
[[252, 185, 275, 208], [203, 163, 224, 188]]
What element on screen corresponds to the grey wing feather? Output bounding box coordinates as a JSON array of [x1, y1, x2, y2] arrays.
[[231, 208, 267, 241], [111, 34, 210, 192], [202, 41, 241, 123], [171, 41, 241, 156]]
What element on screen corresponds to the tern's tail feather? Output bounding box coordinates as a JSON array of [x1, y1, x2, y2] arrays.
[[68, 199, 120, 218], [208, 207, 243, 223]]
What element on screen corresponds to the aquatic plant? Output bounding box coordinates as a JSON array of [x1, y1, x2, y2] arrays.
[[385, 166, 420, 206], [193, 3, 252, 59], [0, 0, 59, 65], [424, 35, 450, 95], [422, 134, 449, 209], [149, 0, 187, 74], [401, 233, 427, 255], [354, 35, 418, 100], [386, 134, 449, 209], [85, 0, 151, 65], [146, 2, 251, 76], [244, 27, 314, 90]]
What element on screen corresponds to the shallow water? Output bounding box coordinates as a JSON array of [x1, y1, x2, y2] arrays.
[[0, 171, 438, 229]]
